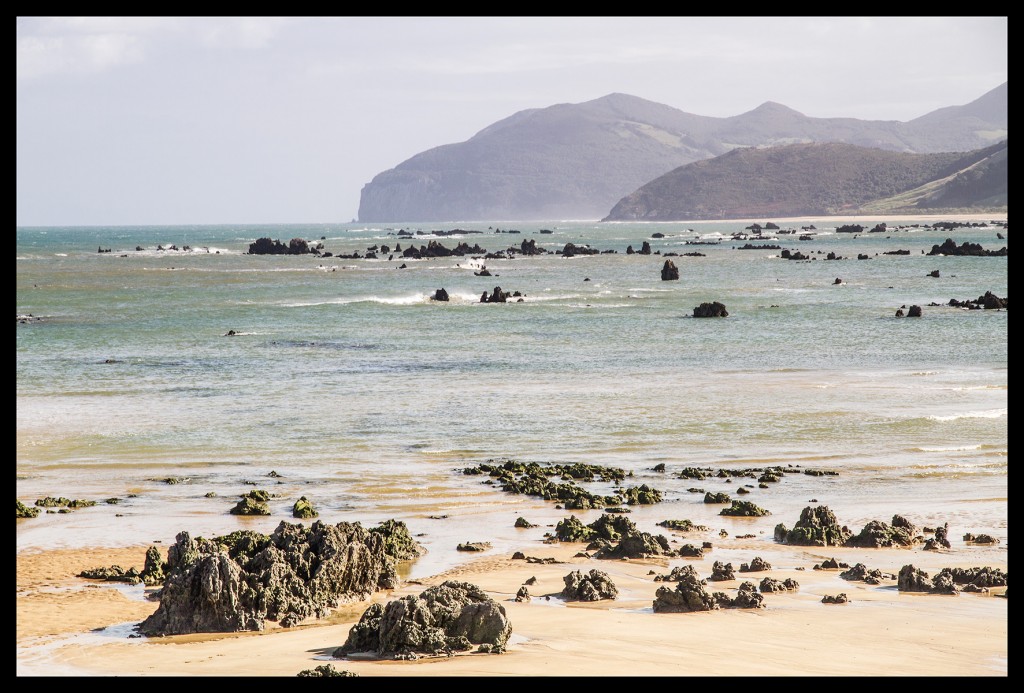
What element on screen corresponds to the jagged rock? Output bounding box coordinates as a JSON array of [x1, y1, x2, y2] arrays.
[[720, 581, 765, 609], [297, 664, 357, 677], [661, 259, 679, 280], [292, 496, 318, 519], [845, 514, 920, 548], [230, 491, 271, 516], [561, 569, 618, 601], [719, 500, 770, 517], [16, 500, 40, 518], [514, 517, 537, 528], [759, 577, 799, 592], [652, 567, 719, 613], [457, 542, 492, 552], [897, 564, 960, 594], [704, 492, 731, 504], [693, 301, 729, 318], [739, 557, 772, 572], [334, 580, 511, 658], [822, 594, 849, 604], [774, 506, 852, 547], [907, 305, 922, 317], [839, 563, 892, 585], [927, 238, 1007, 256], [708, 561, 735, 581], [137, 519, 421, 636], [431, 288, 450, 301], [676, 544, 705, 558]]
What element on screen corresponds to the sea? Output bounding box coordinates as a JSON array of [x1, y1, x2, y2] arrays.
[[16, 217, 1008, 579]]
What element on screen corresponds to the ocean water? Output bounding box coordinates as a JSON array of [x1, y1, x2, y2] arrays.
[[16, 218, 1008, 577]]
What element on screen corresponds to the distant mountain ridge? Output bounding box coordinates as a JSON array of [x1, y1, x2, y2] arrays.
[[602, 140, 1008, 221], [357, 83, 1007, 222]]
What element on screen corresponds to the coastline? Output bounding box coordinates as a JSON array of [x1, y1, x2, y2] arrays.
[[17, 212, 1008, 677]]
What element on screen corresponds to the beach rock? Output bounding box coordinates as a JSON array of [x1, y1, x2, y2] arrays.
[[514, 517, 537, 528], [137, 519, 421, 636], [907, 305, 922, 317], [291, 496, 318, 519], [939, 566, 1007, 588], [759, 576, 799, 592], [652, 567, 719, 613], [719, 500, 770, 517], [718, 581, 765, 609], [334, 580, 511, 658], [774, 506, 852, 547], [739, 556, 773, 573], [230, 490, 271, 516], [839, 563, 893, 585], [457, 542, 492, 552], [297, 664, 357, 677], [704, 492, 731, 504], [898, 564, 960, 595], [708, 561, 735, 581], [693, 301, 729, 318], [561, 569, 618, 601], [676, 543, 705, 558], [927, 238, 1007, 256], [592, 527, 674, 559], [845, 514, 921, 548], [661, 260, 679, 280], [431, 288, 450, 301], [822, 594, 849, 604], [16, 500, 40, 518]]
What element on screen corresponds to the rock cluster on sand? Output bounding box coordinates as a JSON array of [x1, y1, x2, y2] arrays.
[[137, 519, 422, 636], [561, 569, 618, 601], [334, 580, 511, 659]]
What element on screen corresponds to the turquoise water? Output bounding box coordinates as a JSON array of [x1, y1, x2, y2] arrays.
[[16, 218, 1008, 576]]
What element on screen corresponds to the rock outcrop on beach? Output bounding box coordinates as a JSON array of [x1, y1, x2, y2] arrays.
[[773, 506, 853, 547], [561, 569, 618, 601], [334, 580, 511, 658], [137, 519, 422, 636], [844, 514, 922, 548]]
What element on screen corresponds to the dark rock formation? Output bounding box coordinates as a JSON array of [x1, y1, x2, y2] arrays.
[[739, 556, 772, 573], [897, 564, 959, 594], [821, 594, 849, 604], [561, 569, 618, 601], [927, 238, 1007, 256], [708, 561, 735, 581], [230, 490, 271, 516], [334, 580, 511, 658], [137, 519, 422, 636], [704, 492, 731, 504], [773, 506, 852, 547], [693, 301, 729, 318], [839, 563, 894, 585], [719, 500, 770, 517], [247, 237, 316, 255], [845, 514, 920, 548], [759, 577, 799, 593], [431, 288, 450, 302], [907, 305, 923, 317], [652, 565, 719, 613], [291, 496, 318, 519], [661, 259, 679, 280], [16, 500, 40, 518]]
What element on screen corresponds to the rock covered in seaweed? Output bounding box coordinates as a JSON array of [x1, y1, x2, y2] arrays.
[[652, 565, 719, 613], [844, 514, 921, 548], [561, 569, 618, 601], [334, 580, 511, 658], [137, 519, 422, 636], [773, 506, 852, 547]]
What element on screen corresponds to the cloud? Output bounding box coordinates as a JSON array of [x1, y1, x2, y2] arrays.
[[17, 32, 144, 81]]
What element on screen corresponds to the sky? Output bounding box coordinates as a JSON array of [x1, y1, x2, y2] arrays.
[[16, 16, 1008, 227]]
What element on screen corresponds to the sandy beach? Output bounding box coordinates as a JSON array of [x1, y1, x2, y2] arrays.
[[16, 527, 1008, 677]]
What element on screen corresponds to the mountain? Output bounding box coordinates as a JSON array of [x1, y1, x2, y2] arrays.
[[357, 83, 1007, 222], [602, 140, 1007, 221]]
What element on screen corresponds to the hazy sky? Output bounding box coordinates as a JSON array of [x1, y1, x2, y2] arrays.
[[17, 16, 1008, 227]]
